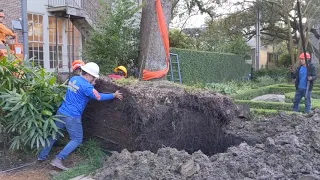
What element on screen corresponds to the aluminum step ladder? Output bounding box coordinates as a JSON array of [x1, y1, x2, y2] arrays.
[[168, 53, 182, 83]]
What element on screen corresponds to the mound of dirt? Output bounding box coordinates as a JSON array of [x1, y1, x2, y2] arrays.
[[91, 112, 320, 180], [83, 78, 236, 155]]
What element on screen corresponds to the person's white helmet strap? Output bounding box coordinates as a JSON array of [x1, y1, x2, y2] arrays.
[[81, 62, 100, 78]]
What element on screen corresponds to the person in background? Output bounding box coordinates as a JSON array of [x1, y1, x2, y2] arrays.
[[107, 65, 127, 80], [72, 60, 85, 76], [0, 10, 16, 44], [290, 52, 317, 113]]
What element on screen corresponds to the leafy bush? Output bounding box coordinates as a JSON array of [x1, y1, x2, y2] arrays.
[[205, 81, 252, 95], [84, 0, 141, 74], [255, 76, 276, 87], [278, 53, 292, 67], [0, 56, 66, 150], [169, 29, 195, 49], [252, 67, 290, 81]]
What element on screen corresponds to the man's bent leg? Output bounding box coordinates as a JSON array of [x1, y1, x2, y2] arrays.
[[56, 116, 83, 160], [305, 90, 312, 113], [293, 89, 303, 112], [38, 118, 66, 160]]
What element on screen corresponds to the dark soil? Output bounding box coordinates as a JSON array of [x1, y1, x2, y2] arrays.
[[83, 78, 237, 156], [90, 111, 320, 180]]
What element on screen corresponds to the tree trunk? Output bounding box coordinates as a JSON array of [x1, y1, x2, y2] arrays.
[[138, 0, 172, 80]]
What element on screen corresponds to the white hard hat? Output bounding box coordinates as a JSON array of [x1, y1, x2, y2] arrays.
[[81, 62, 100, 78]]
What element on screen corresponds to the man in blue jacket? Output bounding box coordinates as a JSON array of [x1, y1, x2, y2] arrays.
[[291, 53, 317, 113], [38, 62, 123, 170]]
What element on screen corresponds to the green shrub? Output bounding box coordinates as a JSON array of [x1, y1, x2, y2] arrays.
[[255, 76, 275, 87], [231, 85, 277, 100], [0, 56, 65, 150], [204, 81, 253, 95], [252, 67, 290, 81], [278, 53, 292, 67]]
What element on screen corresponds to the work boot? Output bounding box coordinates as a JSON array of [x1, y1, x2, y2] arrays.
[[50, 157, 69, 171]]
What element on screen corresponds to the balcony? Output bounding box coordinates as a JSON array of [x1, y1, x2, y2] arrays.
[[47, 0, 85, 18], [48, 0, 83, 8]]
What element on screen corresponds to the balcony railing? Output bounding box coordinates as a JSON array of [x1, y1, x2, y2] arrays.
[[48, 0, 83, 9], [48, 0, 98, 25]]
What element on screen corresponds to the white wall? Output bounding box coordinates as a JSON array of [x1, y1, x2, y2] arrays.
[[27, 0, 48, 14]]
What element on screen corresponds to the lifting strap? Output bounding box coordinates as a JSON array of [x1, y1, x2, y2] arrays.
[[142, 0, 169, 80]]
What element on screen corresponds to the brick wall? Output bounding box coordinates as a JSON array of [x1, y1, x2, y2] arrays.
[[83, 0, 102, 23], [1, 0, 22, 43]]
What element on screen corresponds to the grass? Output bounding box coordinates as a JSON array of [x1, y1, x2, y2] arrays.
[[51, 139, 107, 180], [113, 77, 138, 86], [250, 108, 302, 117]]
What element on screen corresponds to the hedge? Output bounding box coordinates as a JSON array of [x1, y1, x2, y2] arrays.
[[235, 100, 300, 112], [234, 83, 320, 115], [170, 48, 251, 85], [231, 84, 292, 100], [233, 84, 320, 100], [235, 99, 320, 112], [277, 83, 320, 90], [285, 91, 320, 103], [250, 108, 302, 116]]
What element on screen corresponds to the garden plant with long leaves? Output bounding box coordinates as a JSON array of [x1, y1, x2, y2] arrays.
[[0, 54, 66, 151]]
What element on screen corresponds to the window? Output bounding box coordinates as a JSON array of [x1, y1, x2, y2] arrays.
[[66, 19, 82, 63], [28, 13, 44, 67], [48, 17, 63, 69]]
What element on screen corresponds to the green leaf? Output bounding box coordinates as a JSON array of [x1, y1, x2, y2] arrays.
[[41, 110, 52, 116], [21, 106, 27, 117], [43, 119, 49, 132], [36, 136, 40, 149], [0, 66, 4, 75], [50, 119, 58, 132], [30, 127, 36, 138], [49, 77, 56, 85], [31, 134, 37, 149], [39, 136, 45, 148]]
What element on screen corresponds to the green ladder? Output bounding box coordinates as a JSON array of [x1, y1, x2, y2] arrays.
[[168, 53, 182, 83]]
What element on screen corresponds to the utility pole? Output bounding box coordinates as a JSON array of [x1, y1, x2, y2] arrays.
[[255, 0, 261, 70], [21, 0, 28, 60]]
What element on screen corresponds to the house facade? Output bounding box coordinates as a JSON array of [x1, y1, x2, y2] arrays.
[[247, 38, 278, 70], [2, 0, 142, 73]]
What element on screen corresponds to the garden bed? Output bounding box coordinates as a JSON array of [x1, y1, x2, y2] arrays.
[[233, 83, 320, 116]]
